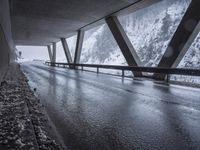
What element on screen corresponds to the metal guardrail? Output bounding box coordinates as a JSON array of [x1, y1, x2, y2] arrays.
[[45, 61, 200, 79]]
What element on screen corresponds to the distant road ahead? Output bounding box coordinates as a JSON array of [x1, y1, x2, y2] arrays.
[[22, 61, 200, 150]]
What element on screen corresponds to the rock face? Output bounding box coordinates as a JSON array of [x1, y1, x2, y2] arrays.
[[73, 0, 199, 83], [118, 0, 192, 67], [60, 0, 199, 83], [0, 63, 66, 150], [79, 0, 192, 66]]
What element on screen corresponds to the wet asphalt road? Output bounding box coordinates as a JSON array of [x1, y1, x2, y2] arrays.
[[21, 62, 200, 150]]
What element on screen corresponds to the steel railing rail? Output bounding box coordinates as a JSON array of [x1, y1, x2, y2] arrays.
[[44, 61, 200, 77]]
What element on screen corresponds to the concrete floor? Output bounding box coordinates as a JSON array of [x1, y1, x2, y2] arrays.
[[21, 62, 200, 150]]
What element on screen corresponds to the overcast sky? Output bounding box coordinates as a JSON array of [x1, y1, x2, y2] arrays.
[[16, 35, 77, 62], [16, 45, 48, 61], [16, 42, 68, 62]]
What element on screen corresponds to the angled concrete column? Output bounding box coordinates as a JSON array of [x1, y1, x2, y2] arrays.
[[52, 42, 56, 63], [61, 38, 72, 63], [61, 38, 74, 69], [153, 0, 200, 80], [47, 45, 52, 62], [74, 30, 84, 64], [172, 22, 200, 68], [106, 16, 142, 77]]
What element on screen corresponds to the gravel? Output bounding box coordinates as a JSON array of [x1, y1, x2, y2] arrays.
[[0, 63, 67, 150]]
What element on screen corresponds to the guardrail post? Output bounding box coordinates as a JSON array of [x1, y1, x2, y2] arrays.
[[122, 69, 124, 78], [52, 42, 56, 65], [166, 74, 170, 83], [97, 67, 99, 74], [81, 66, 83, 71]]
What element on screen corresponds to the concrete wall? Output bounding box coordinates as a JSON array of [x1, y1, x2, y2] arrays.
[[0, 0, 14, 83]]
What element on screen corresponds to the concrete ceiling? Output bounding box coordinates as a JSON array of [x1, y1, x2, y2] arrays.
[[10, 0, 154, 46]]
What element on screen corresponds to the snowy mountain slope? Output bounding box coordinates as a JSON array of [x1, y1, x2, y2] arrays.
[[118, 0, 191, 67], [80, 24, 126, 65], [79, 0, 192, 67], [66, 0, 199, 83]]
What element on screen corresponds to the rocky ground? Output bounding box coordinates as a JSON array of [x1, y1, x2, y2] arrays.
[[0, 63, 67, 150]]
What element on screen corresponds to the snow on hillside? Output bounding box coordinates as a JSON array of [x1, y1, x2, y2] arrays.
[[59, 0, 199, 83], [80, 24, 126, 65], [118, 0, 191, 67], [79, 0, 191, 67], [77, 0, 200, 82]]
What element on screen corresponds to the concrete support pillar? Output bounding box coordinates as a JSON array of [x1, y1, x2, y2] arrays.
[[153, 0, 200, 80], [61, 38, 73, 63], [172, 22, 200, 68], [74, 29, 84, 64], [0, 0, 14, 83], [106, 16, 142, 77], [47, 45, 52, 62], [52, 42, 56, 63]]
